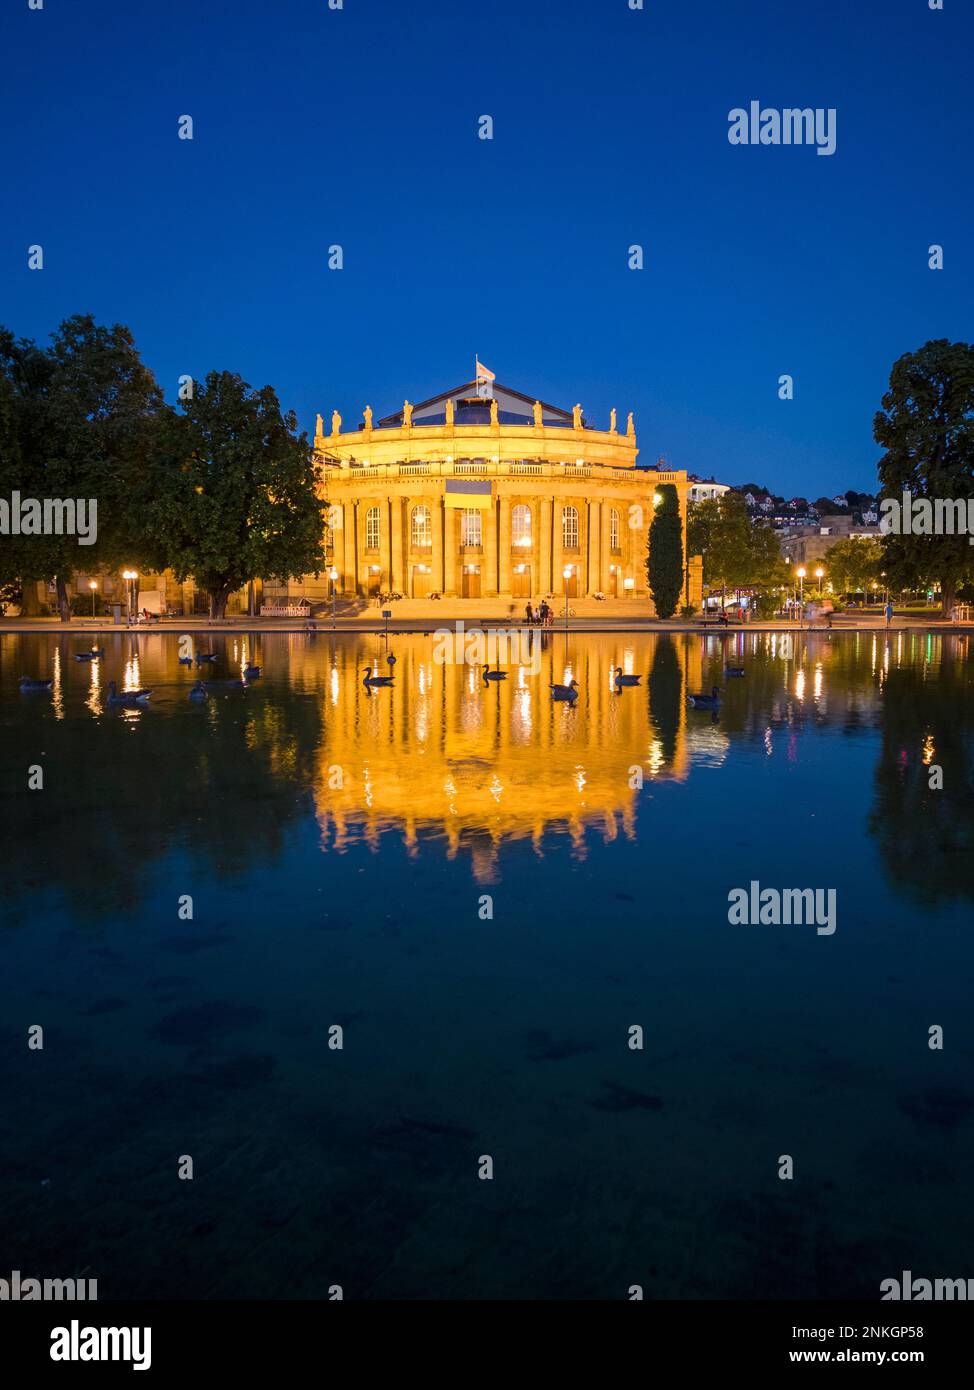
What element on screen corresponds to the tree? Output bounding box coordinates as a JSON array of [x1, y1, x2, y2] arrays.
[[823, 536, 882, 596], [687, 491, 786, 607], [0, 316, 165, 618], [142, 371, 327, 618], [646, 483, 683, 618], [874, 339, 974, 612]]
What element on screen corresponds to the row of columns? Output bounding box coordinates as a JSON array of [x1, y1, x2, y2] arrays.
[[338, 495, 641, 597]]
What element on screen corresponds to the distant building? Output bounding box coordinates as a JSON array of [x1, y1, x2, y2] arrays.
[[688, 477, 731, 504]]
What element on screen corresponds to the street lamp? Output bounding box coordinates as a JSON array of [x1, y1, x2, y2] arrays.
[[796, 566, 806, 629], [122, 569, 138, 624], [563, 565, 572, 635], [88, 578, 98, 618], [329, 567, 338, 629], [815, 566, 824, 593]]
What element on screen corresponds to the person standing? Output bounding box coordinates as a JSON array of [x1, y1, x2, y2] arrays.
[[884, 599, 893, 631], [525, 602, 534, 625]]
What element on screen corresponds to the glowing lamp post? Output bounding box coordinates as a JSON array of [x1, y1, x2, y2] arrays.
[[122, 569, 138, 624], [88, 578, 98, 618], [796, 567, 806, 629], [329, 568, 338, 630]]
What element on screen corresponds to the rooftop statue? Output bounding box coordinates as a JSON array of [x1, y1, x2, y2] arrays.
[[316, 413, 324, 437], [403, 400, 412, 427], [364, 405, 373, 430], [331, 410, 341, 436], [490, 398, 499, 425], [626, 411, 635, 438], [445, 398, 455, 425], [610, 408, 617, 433], [533, 400, 543, 427], [573, 403, 583, 429]]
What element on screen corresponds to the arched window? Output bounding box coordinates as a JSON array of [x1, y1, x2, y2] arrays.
[[411, 504, 432, 548], [512, 504, 532, 547], [610, 507, 620, 550], [562, 505, 579, 549], [366, 506, 381, 550], [461, 508, 482, 546]]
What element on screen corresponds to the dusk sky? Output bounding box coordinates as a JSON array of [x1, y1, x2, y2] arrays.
[[3, 0, 971, 495]]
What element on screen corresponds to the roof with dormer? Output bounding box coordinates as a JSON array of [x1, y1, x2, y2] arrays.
[[376, 380, 577, 429]]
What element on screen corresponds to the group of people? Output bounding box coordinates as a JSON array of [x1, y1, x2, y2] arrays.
[[524, 601, 555, 627]]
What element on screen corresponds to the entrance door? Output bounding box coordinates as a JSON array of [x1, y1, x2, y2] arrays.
[[461, 565, 481, 598], [564, 566, 579, 599], [608, 568, 620, 598], [512, 565, 531, 599], [412, 566, 432, 598], [367, 570, 383, 598]]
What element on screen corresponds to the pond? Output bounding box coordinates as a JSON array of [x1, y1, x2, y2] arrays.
[[0, 628, 971, 1298]]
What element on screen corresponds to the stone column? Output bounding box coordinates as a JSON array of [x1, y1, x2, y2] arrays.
[[443, 505, 457, 596], [355, 500, 368, 596], [343, 501, 357, 595], [390, 497, 404, 593], [497, 494, 511, 596], [539, 498, 553, 596], [601, 502, 611, 593], [483, 493, 498, 596], [432, 495, 445, 593], [553, 496, 566, 593]]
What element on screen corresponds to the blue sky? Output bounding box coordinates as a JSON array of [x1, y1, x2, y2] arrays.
[[2, 0, 971, 495]]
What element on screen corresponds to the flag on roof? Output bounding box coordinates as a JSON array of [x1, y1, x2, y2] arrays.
[[475, 358, 495, 381]]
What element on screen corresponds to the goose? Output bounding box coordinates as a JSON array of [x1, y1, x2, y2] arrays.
[[724, 665, 745, 678], [613, 667, 641, 688], [178, 655, 193, 666], [106, 680, 152, 705], [550, 679, 579, 703], [188, 680, 209, 700], [482, 665, 507, 682], [362, 665, 394, 687], [687, 685, 722, 709], [194, 653, 218, 665], [74, 649, 101, 661], [19, 676, 53, 692], [243, 663, 261, 678]]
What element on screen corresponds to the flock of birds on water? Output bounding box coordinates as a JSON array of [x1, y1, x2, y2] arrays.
[[19, 649, 747, 711]]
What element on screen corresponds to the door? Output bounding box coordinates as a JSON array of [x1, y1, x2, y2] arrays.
[[412, 566, 432, 598], [461, 565, 481, 598], [564, 566, 579, 599], [512, 565, 531, 599]]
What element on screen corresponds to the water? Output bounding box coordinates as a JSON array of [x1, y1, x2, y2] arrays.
[[1, 629, 971, 1299]]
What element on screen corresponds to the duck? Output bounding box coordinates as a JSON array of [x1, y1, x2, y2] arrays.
[[687, 686, 722, 708], [188, 680, 209, 700], [724, 665, 746, 678], [482, 665, 507, 682], [386, 653, 397, 667], [74, 649, 101, 661], [194, 652, 218, 665], [106, 680, 152, 705], [19, 676, 53, 692], [178, 655, 193, 666], [362, 665, 394, 687], [550, 679, 580, 703], [243, 663, 261, 679], [613, 668, 642, 688]]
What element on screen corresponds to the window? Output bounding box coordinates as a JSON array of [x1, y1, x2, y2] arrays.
[[461, 508, 482, 546], [563, 505, 579, 549], [411, 504, 432, 547], [512, 504, 532, 547], [366, 506, 381, 550], [610, 508, 620, 550]]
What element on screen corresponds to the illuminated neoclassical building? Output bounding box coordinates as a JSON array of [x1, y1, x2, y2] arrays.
[[306, 376, 702, 609]]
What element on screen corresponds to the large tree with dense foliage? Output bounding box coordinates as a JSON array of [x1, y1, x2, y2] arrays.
[[645, 483, 683, 618], [0, 316, 164, 618], [687, 490, 787, 606], [874, 339, 974, 612], [823, 536, 882, 596], [141, 371, 327, 618]]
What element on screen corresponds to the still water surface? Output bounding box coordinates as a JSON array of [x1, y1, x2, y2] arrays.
[[1, 629, 971, 1298]]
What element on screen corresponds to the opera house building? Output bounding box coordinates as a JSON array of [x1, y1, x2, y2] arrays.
[[304, 376, 702, 611]]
